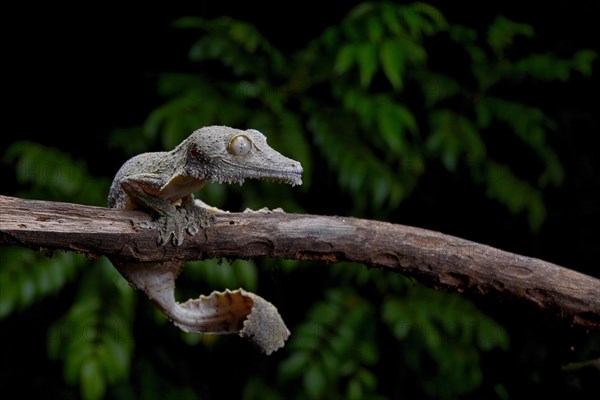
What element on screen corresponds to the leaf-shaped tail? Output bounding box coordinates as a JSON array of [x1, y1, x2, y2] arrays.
[[112, 260, 290, 354]]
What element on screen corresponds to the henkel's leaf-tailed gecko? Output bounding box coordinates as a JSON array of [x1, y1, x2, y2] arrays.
[[108, 126, 303, 354]]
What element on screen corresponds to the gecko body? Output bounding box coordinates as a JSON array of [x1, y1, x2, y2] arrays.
[[108, 126, 302, 354]]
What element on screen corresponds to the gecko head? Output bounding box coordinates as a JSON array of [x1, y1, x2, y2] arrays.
[[182, 126, 303, 186]]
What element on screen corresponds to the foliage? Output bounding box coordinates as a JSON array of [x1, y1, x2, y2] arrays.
[[1, 143, 130, 400], [278, 289, 381, 400], [184, 258, 258, 293], [383, 288, 509, 398], [0, 247, 82, 319], [1, 2, 596, 399], [114, 2, 596, 229], [4, 141, 110, 205], [47, 259, 135, 400]]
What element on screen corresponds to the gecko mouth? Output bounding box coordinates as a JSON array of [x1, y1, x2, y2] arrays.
[[206, 169, 303, 187], [203, 156, 303, 187], [254, 165, 303, 185], [245, 169, 303, 186], [264, 173, 303, 186]]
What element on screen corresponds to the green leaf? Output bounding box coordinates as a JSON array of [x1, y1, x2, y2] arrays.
[[415, 71, 461, 107], [319, 349, 339, 378], [172, 16, 205, 29], [427, 109, 485, 170], [231, 260, 258, 291], [347, 378, 363, 400], [3, 142, 109, 205], [334, 44, 355, 75], [395, 104, 418, 135], [383, 289, 508, 397], [510, 54, 572, 81], [0, 249, 82, 320], [379, 40, 405, 90], [63, 341, 95, 384], [485, 162, 546, 230], [185, 258, 259, 291], [320, 26, 340, 48], [487, 16, 534, 56], [400, 2, 446, 38], [358, 340, 378, 365], [19, 275, 36, 306], [377, 102, 405, 155], [572, 49, 597, 76], [480, 96, 563, 188], [100, 335, 132, 383], [309, 301, 341, 327], [475, 99, 492, 128], [357, 368, 377, 390], [412, 2, 447, 31], [380, 3, 403, 34], [244, 377, 285, 400], [304, 364, 326, 399], [356, 42, 378, 88], [47, 261, 134, 397], [229, 21, 260, 52], [399, 5, 423, 37], [449, 25, 477, 43], [495, 384, 510, 400], [397, 37, 427, 64], [80, 358, 106, 400], [0, 275, 16, 318], [477, 319, 509, 351], [366, 15, 384, 42], [279, 352, 310, 381], [346, 2, 376, 20]]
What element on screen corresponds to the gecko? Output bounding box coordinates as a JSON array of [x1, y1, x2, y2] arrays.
[[108, 126, 303, 354]]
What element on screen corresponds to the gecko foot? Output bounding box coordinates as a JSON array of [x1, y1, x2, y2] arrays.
[[181, 201, 216, 236], [138, 203, 215, 246]]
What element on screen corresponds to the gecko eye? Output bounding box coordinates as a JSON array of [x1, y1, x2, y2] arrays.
[[228, 135, 252, 156]]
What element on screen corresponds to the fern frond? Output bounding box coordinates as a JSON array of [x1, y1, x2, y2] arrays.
[[0, 247, 82, 320], [48, 259, 135, 400]]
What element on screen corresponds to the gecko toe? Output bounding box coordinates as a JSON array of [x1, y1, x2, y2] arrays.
[[156, 230, 172, 246], [186, 225, 199, 236], [173, 230, 185, 246]]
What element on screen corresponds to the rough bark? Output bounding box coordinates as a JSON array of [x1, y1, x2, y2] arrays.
[[1, 195, 598, 329]]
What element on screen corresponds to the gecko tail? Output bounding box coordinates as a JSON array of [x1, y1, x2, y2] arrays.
[[113, 261, 290, 355], [176, 289, 290, 355]]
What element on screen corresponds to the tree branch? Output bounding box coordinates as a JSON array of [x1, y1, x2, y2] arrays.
[[1, 195, 598, 329]]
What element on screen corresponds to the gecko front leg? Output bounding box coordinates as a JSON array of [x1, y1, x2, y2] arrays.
[[120, 177, 214, 246]]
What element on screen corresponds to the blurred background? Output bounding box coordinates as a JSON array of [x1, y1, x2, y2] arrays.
[[1, 1, 599, 399]]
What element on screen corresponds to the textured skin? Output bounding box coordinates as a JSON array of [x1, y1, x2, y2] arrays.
[[108, 126, 302, 354], [108, 126, 302, 210]]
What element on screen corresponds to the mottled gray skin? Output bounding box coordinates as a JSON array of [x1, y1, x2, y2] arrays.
[[109, 125, 302, 244], [108, 126, 302, 354]]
